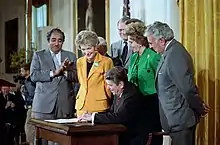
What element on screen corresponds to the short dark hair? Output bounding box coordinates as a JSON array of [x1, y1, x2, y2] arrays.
[[105, 66, 128, 85], [21, 63, 31, 71], [46, 28, 65, 42], [117, 16, 130, 25]]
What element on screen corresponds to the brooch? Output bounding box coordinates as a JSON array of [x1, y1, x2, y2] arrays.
[[94, 62, 99, 67]]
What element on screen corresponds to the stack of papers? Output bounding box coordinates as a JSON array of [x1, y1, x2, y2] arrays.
[[45, 118, 82, 124]]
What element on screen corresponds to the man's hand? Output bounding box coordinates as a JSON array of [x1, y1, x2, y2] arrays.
[[78, 112, 92, 122], [53, 57, 74, 77], [62, 58, 74, 71], [5, 101, 12, 109], [10, 102, 15, 108], [53, 67, 63, 77], [201, 102, 210, 117]]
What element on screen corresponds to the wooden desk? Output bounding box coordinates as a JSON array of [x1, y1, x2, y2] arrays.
[[30, 119, 126, 145]]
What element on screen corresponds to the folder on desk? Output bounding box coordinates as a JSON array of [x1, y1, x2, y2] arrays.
[[45, 118, 86, 123]]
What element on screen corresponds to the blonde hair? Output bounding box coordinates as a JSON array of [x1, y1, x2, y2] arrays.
[[75, 30, 98, 49]]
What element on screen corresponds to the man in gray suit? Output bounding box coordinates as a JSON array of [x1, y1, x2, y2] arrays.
[[110, 16, 133, 70], [30, 28, 77, 145], [146, 22, 209, 145]]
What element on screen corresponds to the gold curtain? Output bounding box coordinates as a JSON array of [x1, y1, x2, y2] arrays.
[[179, 0, 220, 145]]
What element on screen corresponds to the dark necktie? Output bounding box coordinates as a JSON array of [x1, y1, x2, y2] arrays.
[[121, 41, 128, 64]]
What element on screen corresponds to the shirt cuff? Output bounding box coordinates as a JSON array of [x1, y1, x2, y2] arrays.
[[92, 112, 97, 125], [64, 71, 68, 77], [50, 71, 54, 77]]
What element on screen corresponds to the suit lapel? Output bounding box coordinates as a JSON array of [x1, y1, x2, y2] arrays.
[[119, 40, 123, 56], [115, 84, 130, 112], [87, 53, 103, 79], [124, 43, 132, 64], [155, 39, 176, 80], [80, 57, 88, 89], [57, 50, 67, 84], [61, 50, 66, 63], [155, 57, 164, 79], [115, 94, 124, 112], [44, 49, 56, 70]]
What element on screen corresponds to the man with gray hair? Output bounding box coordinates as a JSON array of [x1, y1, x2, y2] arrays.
[[110, 17, 132, 70], [146, 21, 209, 145], [98, 36, 123, 67], [97, 36, 110, 57]]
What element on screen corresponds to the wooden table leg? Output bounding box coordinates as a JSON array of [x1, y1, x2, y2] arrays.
[[112, 134, 119, 145], [35, 127, 42, 145]]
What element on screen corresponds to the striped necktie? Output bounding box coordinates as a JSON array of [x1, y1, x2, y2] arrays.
[[52, 53, 60, 69]]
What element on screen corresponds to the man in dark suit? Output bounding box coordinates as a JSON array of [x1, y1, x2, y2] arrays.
[[30, 28, 77, 145], [110, 17, 132, 70], [146, 21, 209, 145], [79, 66, 152, 145], [0, 87, 6, 145], [98, 36, 123, 67], [1, 85, 25, 145]]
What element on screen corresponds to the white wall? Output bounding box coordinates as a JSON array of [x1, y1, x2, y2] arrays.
[[109, 0, 123, 44], [130, 0, 180, 40], [109, 0, 180, 45], [0, 0, 25, 81], [51, 0, 75, 53]]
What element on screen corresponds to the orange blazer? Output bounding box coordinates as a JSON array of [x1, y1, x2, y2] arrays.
[[75, 53, 113, 115]]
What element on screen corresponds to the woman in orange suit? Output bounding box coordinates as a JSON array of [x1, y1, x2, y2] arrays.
[[75, 30, 113, 116]]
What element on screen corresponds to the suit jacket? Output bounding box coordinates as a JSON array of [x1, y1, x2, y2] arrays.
[[75, 53, 113, 114], [94, 82, 151, 145], [23, 76, 36, 106], [0, 93, 5, 124], [128, 48, 161, 95], [156, 39, 205, 132], [105, 53, 123, 67], [30, 49, 77, 116], [0, 93, 5, 142], [110, 40, 132, 69], [1, 92, 25, 125]]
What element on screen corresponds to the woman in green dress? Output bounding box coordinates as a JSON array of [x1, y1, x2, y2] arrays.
[[125, 21, 163, 145]]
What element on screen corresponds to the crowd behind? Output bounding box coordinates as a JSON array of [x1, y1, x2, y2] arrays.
[[0, 17, 209, 145]]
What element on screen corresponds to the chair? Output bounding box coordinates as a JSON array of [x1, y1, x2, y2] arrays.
[[146, 131, 173, 145]]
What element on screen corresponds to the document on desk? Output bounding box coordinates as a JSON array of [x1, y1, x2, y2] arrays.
[[44, 118, 86, 124]]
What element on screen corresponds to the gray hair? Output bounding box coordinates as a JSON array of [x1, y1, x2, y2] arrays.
[[117, 16, 130, 25], [98, 37, 107, 46], [146, 21, 174, 41]]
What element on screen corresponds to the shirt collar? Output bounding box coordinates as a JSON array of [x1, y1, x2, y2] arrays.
[[161, 39, 173, 57], [49, 49, 61, 56], [164, 39, 174, 51]]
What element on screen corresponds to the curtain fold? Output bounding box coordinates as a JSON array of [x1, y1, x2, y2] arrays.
[[179, 0, 220, 145]]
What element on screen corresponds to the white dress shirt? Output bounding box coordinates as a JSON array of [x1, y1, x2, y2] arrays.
[[49, 49, 61, 77]]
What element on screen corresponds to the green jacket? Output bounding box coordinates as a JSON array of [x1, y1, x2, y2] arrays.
[[128, 48, 161, 96]]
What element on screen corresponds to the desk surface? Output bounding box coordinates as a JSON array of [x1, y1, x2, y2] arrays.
[[30, 119, 127, 135]]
